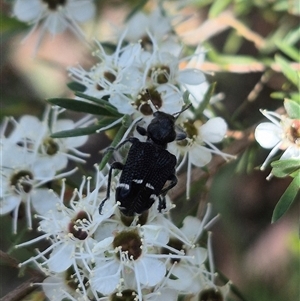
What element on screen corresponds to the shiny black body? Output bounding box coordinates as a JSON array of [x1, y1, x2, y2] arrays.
[[99, 110, 187, 216]]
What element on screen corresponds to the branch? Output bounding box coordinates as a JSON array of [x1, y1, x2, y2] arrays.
[[0, 250, 45, 301]]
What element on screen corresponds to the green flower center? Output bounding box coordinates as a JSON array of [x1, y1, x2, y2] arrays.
[[289, 119, 300, 146], [110, 289, 138, 301], [113, 230, 142, 260], [134, 88, 162, 116], [148, 65, 170, 84], [10, 170, 33, 194], [64, 266, 88, 291], [177, 120, 199, 146], [199, 288, 223, 301], [43, 137, 59, 156], [68, 211, 89, 240], [96, 71, 117, 91]]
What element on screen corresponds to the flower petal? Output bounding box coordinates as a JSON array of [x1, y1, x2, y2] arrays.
[[200, 117, 227, 143], [68, 0, 96, 22], [178, 69, 206, 85], [31, 189, 59, 215], [0, 195, 21, 215], [90, 261, 120, 294], [255, 122, 281, 148], [13, 0, 42, 22], [47, 243, 74, 272], [135, 257, 165, 286], [189, 145, 212, 167]]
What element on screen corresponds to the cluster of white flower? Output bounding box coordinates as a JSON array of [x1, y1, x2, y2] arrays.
[[67, 9, 234, 198], [13, 0, 96, 53], [16, 168, 230, 300], [0, 106, 91, 233], [4, 4, 234, 300], [255, 109, 300, 179]]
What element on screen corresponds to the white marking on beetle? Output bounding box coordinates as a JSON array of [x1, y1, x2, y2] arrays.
[[150, 194, 157, 201], [146, 183, 154, 190], [133, 179, 143, 184], [118, 183, 129, 190]]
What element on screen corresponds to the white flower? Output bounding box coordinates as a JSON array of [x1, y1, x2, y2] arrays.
[[255, 109, 300, 173], [13, 0, 95, 52], [3, 106, 89, 171], [37, 265, 95, 301], [162, 206, 218, 294], [16, 169, 116, 285], [138, 45, 206, 93], [90, 228, 167, 299], [168, 116, 234, 199], [90, 207, 188, 299], [0, 141, 75, 233], [120, 8, 182, 55]]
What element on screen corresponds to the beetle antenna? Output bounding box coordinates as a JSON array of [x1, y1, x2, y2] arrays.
[[145, 89, 159, 113], [174, 103, 192, 119]]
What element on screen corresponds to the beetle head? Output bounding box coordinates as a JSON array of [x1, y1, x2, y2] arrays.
[[137, 109, 189, 148]]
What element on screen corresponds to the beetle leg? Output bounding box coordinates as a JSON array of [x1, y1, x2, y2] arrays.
[[99, 161, 124, 214], [157, 195, 166, 212], [160, 174, 178, 196]]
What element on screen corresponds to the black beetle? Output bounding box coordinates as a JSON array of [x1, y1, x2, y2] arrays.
[[99, 103, 190, 216]]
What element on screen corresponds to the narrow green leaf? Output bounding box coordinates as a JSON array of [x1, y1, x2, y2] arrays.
[[51, 117, 121, 138], [271, 172, 300, 223], [276, 42, 300, 62], [275, 55, 299, 88], [290, 92, 300, 103], [48, 98, 118, 117], [74, 92, 121, 116], [125, 0, 148, 21], [209, 0, 232, 18], [182, 90, 190, 104], [99, 115, 132, 170], [271, 158, 300, 178], [283, 26, 300, 46], [51, 124, 102, 138], [270, 91, 286, 99], [284, 98, 300, 119], [67, 81, 87, 92], [194, 82, 216, 119], [223, 29, 243, 54]]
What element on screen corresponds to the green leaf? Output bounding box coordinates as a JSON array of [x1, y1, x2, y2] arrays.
[[276, 41, 300, 62], [125, 0, 148, 21], [223, 30, 243, 54], [74, 92, 121, 116], [290, 92, 300, 103], [284, 98, 300, 119], [271, 172, 300, 223], [283, 26, 300, 46], [208, 0, 232, 18], [67, 82, 87, 92], [271, 159, 300, 178], [48, 98, 119, 117], [270, 91, 286, 99], [51, 117, 121, 138], [0, 13, 26, 32], [275, 55, 299, 88], [99, 115, 132, 170], [194, 82, 216, 119], [182, 90, 190, 104], [51, 124, 101, 138]]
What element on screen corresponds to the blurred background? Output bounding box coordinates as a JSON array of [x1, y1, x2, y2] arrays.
[[1, 0, 299, 300]]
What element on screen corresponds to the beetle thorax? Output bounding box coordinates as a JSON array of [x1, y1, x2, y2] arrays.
[[147, 111, 176, 147]]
